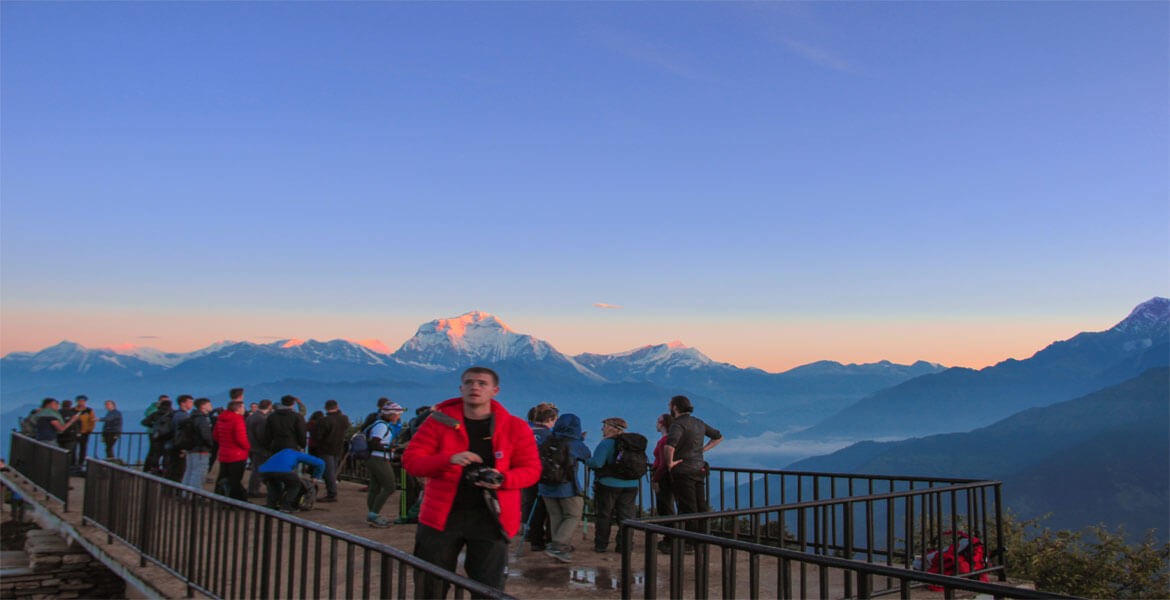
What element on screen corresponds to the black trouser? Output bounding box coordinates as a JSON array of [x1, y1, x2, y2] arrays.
[[321, 454, 339, 498], [593, 483, 637, 550], [76, 433, 91, 466], [164, 448, 186, 482], [57, 438, 78, 470], [247, 450, 271, 496], [102, 433, 120, 459], [144, 439, 165, 473], [654, 476, 675, 517], [217, 460, 248, 501], [669, 467, 708, 536], [414, 507, 508, 599], [401, 471, 422, 518], [521, 485, 550, 546], [262, 472, 303, 510]]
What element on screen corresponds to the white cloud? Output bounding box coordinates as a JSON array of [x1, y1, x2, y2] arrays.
[[593, 303, 624, 310], [712, 431, 854, 468]]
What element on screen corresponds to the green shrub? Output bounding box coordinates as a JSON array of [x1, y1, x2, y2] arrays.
[[1003, 514, 1169, 599]]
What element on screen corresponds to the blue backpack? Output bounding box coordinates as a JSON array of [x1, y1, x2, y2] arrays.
[[348, 422, 379, 460]]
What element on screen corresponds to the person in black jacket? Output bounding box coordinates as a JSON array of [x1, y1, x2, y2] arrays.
[[313, 399, 350, 502], [57, 400, 81, 473], [661, 395, 722, 552], [265, 395, 307, 454], [245, 399, 272, 497], [180, 398, 215, 492]]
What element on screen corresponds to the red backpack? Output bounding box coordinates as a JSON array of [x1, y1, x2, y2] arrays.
[[925, 530, 989, 591]]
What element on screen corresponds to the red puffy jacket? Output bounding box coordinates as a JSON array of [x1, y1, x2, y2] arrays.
[[212, 410, 250, 463], [402, 397, 540, 538]]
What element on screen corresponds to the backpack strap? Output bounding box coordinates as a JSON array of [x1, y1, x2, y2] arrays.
[[428, 411, 461, 430]]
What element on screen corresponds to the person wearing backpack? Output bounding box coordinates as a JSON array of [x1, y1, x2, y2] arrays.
[[522, 403, 557, 551], [164, 396, 194, 482], [586, 417, 647, 553], [180, 398, 216, 492], [141, 395, 171, 475], [364, 402, 404, 527], [538, 413, 591, 563]]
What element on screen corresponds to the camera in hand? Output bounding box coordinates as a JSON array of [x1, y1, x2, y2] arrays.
[[463, 464, 504, 486]]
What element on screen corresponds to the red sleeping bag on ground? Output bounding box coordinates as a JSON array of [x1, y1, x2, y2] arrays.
[[924, 530, 989, 591]]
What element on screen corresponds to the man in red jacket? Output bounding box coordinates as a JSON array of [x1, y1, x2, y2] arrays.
[[403, 367, 540, 597]]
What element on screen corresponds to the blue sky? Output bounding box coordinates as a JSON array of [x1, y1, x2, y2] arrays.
[[2, 2, 1167, 371]]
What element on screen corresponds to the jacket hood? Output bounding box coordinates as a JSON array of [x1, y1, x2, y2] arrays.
[[433, 396, 515, 422], [553, 413, 583, 440]]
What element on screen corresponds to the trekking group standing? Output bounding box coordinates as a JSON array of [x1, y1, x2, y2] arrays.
[[519, 393, 721, 565], [20, 376, 722, 598]]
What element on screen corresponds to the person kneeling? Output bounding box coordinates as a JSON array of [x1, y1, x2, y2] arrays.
[[259, 448, 325, 513]]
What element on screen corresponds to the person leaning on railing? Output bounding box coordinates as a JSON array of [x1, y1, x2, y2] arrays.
[[661, 395, 722, 553]]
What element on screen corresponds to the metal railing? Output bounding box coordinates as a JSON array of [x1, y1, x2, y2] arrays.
[[617, 472, 1075, 599], [7, 432, 71, 511], [82, 459, 516, 600], [83, 431, 151, 467]]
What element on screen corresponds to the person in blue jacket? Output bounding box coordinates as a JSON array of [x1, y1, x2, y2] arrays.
[[539, 413, 591, 563], [258, 448, 325, 513], [586, 417, 642, 553]]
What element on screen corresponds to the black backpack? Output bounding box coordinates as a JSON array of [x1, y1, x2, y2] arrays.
[[538, 436, 574, 485], [150, 411, 175, 441], [600, 433, 649, 480], [172, 417, 199, 450]]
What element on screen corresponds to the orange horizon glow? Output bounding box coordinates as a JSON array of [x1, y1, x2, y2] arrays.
[[0, 308, 1115, 374]]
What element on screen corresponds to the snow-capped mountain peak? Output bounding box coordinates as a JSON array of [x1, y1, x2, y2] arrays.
[[105, 344, 189, 368], [390, 311, 602, 380], [348, 339, 393, 354], [574, 341, 722, 382], [1111, 297, 1170, 335]]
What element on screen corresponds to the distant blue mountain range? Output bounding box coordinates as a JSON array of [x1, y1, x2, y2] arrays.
[[4, 299, 1167, 541], [0, 311, 944, 444]]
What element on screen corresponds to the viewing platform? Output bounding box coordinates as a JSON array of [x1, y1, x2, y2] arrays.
[[2, 432, 1071, 599]]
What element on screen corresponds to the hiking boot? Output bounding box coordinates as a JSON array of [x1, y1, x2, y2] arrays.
[[367, 515, 392, 528], [394, 516, 418, 525], [593, 546, 608, 553], [318, 496, 337, 503], [545, 547, 572, 563]]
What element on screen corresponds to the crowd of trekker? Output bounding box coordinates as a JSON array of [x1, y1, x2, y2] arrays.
[[21, 382, 722, 588], [521, 394, 722, 563]]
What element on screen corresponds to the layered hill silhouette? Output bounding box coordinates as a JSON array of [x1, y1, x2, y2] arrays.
[[792, 297, 1169, 441], [790, 367, 1170, 542]]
